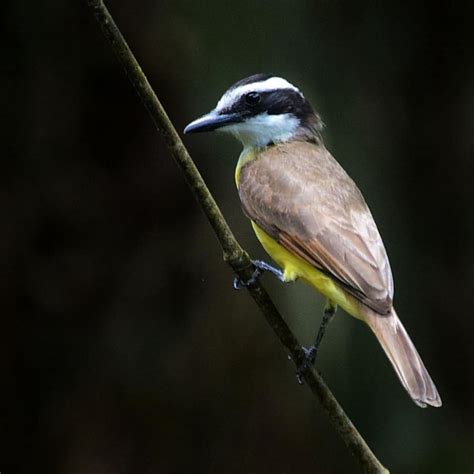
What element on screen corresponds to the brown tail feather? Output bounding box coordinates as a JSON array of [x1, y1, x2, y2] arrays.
[[364, 308, 442, 408]]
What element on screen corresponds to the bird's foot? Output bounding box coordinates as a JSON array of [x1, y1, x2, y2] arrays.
[[296, 346, 318, 385], [233, 264, 264, 289], [233, 259, 285, 289]]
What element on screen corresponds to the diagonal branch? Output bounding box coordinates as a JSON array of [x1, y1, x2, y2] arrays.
[[84, 1, 389, 472]]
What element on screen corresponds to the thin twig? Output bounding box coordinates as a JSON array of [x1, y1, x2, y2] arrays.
[[84, 1, 389, 472]]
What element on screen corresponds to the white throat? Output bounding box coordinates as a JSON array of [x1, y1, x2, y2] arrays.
[[219, 113, 300, 148]]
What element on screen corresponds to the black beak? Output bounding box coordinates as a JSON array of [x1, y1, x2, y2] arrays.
[[184, 111, 241, 134]]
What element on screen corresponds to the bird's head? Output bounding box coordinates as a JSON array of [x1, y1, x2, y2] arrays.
[[184, 74, 323, 148]]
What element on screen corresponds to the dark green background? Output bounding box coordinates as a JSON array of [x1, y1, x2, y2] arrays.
[[2, 1, 473, 472]]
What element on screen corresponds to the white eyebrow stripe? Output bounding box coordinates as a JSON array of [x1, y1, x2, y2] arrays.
[[215, 77, 302, 112]]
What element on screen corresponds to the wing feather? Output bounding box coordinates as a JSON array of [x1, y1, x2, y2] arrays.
[[238, 141, 394, 314]]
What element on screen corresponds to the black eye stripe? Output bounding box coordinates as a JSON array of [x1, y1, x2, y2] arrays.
[[263, 90, 306, 115], [247, 90, 308, 114], [219, 88, 313, 123]]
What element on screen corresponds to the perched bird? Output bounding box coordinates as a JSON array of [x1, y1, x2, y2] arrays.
[[184, 74, 441, 408]]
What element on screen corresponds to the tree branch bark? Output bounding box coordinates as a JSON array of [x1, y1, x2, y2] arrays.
[[84, 1, 389, 472]]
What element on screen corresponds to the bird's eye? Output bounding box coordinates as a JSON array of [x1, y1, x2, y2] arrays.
[[244, 92, 261, 106]]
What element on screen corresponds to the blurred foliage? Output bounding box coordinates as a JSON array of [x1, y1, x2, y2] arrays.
[[1, 0, 473, 473]]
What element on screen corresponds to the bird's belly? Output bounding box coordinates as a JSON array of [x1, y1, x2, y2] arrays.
[[251, 221, 365, 320]]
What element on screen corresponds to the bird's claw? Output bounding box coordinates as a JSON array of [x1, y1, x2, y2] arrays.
[[296, 346, 317, 385], [233, 259, 285, 290], [233, 264, 264, 290]]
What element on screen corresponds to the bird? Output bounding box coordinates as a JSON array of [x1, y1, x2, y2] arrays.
[[184, 73, 441, 408]]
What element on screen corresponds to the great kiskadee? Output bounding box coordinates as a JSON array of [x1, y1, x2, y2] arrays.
[[184, 74, 441, 408]]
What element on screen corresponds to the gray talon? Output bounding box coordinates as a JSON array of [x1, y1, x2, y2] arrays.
[[296, 346, 317, 384], [233, 259, 284, 289], [233, 265, 264, 290]]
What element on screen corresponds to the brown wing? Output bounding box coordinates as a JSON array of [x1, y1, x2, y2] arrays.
[[238, 141, 394, 314]]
